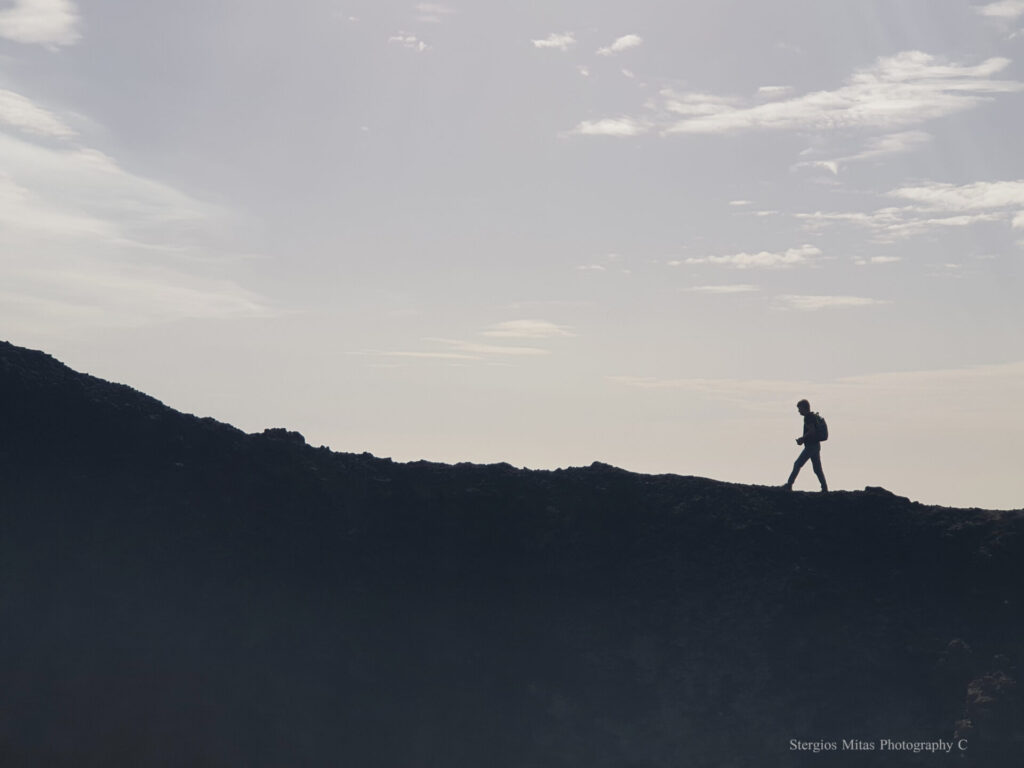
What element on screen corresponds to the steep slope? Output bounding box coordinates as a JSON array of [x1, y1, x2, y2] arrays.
[[0, 340, 1021, 767]]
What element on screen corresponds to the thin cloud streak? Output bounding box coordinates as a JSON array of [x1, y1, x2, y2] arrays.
[[799, 131, 932, 174], [688, 284, 761, 293], [684, 244, 822, 269], [797, 179, 1024, 240], [481, 320, 575, 339], [772, 295, 888, 311]]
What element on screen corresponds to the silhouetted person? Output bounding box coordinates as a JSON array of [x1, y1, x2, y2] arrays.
[[784, 399, 828, 492]]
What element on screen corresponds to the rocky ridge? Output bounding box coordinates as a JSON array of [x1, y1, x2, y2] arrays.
[[0, 340, 1021, 766]]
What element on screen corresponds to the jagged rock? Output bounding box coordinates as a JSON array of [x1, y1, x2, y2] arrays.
[[259, 427, 307, 445]]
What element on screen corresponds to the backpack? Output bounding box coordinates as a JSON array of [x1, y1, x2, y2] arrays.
[[812, 412, 829, 441]]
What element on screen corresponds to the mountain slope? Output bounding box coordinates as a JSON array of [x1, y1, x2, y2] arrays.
[[0, 340, 1021, 766]]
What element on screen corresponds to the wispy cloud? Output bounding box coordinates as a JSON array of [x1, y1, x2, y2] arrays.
[[683, 244, 822, 269], [688, 284, 760, 293], [0, 88, 274, 331], [597, 34, 643, 56], [0, 89, 76, 138], [371, 338, 550, 361], [365, 321, 575, 364], [889, 179, 1024, 211], [798, 179, 1024, 241], [481, 320, 575, 339], [0, 0, 79, 47], [573, 52, 1022, 140], [757, 85, 794, 98], [800, 130, 932, 174], [854, 256, 902, 265], [532, 32, 575, 51], [663, 52, 1022, 135], [568, 117, 650, 137], [772, 295, 888, 311], [975, 0, 1024, 18], [1, 265, 273, 332], [389, 31, 428, 52]]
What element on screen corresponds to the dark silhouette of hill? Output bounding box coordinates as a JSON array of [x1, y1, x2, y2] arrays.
[[0, 339, 1021, 767]]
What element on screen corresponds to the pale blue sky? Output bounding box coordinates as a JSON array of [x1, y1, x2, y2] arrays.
[[2, 0, 1023, 508]]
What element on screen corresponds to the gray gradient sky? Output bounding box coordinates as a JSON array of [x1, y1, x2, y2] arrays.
[[3, 0, 1023, 508]]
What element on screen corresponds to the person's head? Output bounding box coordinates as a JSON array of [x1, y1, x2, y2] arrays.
[[796, 399, 810, 415]]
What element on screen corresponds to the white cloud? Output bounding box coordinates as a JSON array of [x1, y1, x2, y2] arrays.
[[481, 320, 575, 339], [389, 32, 428, 52], [654, 52, 1022, 135], [569, 116, 650, 137], [1013, 211, 1024, 228], [577, 65, 590, 77], [688, 284, 760, 293], [621, 68, 635, 79], [798, 181, 1024, 240], [662, 90, 740, 117], [799, 131, 932, 174], [772, 295, 888, 311], [851, 130, 932, 159], [729, 199, 752, 206], [0, 0, 79, 47], [0, 89, 76, 138], [597, 34, 643, 56], [976, 0, 1024, 18], [532, 32, 575, 51], [684, 244, 822, 269], [757, 85, 794, 98], [889, 179, 1024, 212]]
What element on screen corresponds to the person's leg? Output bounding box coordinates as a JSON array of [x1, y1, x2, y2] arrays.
[[809, 445, 827, 491], [787, 448, 810, 486]]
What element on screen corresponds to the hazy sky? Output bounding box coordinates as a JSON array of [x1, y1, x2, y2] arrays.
[[3, 0, 1023, 508]]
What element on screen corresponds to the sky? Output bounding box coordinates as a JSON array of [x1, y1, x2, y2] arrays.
[[2, 0, 1023, 509]]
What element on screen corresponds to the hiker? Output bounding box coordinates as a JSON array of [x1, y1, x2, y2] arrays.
[[784, 399, 828, 492]]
